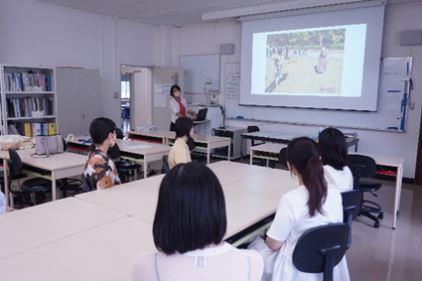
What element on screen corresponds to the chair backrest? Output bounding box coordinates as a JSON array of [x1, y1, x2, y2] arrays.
[[162, 155, 170, 174], [341, 190, 361, 248], [293, 223, 349, 281], [8, 149, 23, 177], [247, 125, 260, 133], [347, 154, 378, 189], [341, 190, 361, 224], [279, 147, 288, 170], [115, 128, 124, 139]]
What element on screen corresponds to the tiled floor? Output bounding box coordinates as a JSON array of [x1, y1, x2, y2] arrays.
[[347, 182, 422, 281]]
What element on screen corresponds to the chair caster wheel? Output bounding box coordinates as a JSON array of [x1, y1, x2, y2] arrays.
[[374, 221, 380, 228], [378, 213, 384, 220]]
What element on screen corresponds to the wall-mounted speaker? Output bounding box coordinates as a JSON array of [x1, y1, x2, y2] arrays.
[[400, 30, 422, 46], [220, 43, 235, 55]]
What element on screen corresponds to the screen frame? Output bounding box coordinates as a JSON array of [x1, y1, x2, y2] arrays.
[[239, 5, 385, 111]]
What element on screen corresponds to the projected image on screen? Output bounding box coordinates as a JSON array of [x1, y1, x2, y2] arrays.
[[265, 28, 345, 95], [251, 24, 367, 98]]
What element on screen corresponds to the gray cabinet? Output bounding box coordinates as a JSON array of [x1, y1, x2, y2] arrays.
[[56, 67, 102, 137]]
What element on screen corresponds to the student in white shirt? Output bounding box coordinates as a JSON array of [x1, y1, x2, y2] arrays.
[[319, 127, 354, 192], [168, 117, 193, 169], [265, 137, 350, 281], [133, 162, 264, 281]]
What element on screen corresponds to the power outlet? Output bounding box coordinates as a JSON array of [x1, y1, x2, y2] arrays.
[[113, 91, 119, 99]]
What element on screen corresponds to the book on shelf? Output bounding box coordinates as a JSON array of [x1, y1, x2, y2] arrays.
[[4, 71, 52, 92], [11, 122, 57, 137], [6, 97, 54, 118]]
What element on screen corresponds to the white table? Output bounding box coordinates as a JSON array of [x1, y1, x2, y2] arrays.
[[242, 131, 360, 151], [249, 144, 405, 229], [116, 139, 171, 179], [128, 130, 173, 144], [75, 174, 163, 215], [0, 218, 155, 281], [1, 148, 87, 206], [0, 197, 123, 260], [207, 160, 270, 185], [0, 161, 296, 281], [67, 138, 171, 179], [129, 130, 232, 164], [250, 143, 287, 167]]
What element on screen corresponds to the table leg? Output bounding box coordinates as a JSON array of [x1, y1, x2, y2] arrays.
[[240, 137, 244, 159], [392, 165, 403, 229], [143, 157, 148, 179], [207, 145, 210, 164], [3, 158, 9, 207], [227, 144, 231, 161], [266, 159, 269, 167], [51, 172, 57, 201], [250, 150, 253, 165]]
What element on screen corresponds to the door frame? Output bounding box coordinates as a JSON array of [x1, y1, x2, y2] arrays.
[[415, 108, 422, 184], [120, 64, 153, 130]]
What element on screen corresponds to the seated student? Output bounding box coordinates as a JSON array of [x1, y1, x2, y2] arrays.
[[133, 162, 264, 281], [84, 117, 121, 189], [168, 117, 193, 169], [319, 127, 353, 192], [265, 137, 350, 281]]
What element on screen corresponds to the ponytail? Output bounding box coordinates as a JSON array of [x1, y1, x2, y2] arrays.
[[286, 137, 327, 217], [303, 154, 327, 216]]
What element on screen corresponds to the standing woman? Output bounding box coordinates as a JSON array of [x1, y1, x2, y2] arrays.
[[84, 117, 121, 190], [169, 85, 195, 131]]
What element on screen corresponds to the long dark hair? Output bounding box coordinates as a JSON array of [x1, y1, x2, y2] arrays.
[[175, 117, 193, 139], [153, 162, 226, 254], [286, 137, 327, 217], [318, 127, 347, 171], [170, 84, 181, 98]]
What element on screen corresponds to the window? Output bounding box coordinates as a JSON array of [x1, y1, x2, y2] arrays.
[[121, 81, 130, 99]]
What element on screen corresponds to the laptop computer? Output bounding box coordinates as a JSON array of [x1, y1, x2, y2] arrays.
[[195, 108, 208, 122]]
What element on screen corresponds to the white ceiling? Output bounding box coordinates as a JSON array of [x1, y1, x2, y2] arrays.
[[35, 0, 295, 26]]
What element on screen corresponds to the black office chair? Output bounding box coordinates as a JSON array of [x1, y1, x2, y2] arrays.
[[347, 154, 383, 228], [247, 125, 264, 147], [293, 223, 350, 281], [161, 155, 170, 174], [109, 142, 142, 182], [341, 190, 361, 247], [59, 178, 83, 198], [8, 149, 52, 206]]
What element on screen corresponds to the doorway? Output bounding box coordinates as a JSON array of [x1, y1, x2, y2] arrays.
[[415, 109, 422, 184], [120, 65, 153, 133]]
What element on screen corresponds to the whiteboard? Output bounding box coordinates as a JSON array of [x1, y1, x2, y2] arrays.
[[224, 57, 412, 132], [180, 54, 220, 94]]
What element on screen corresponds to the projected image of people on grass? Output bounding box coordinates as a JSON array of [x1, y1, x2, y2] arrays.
[[265, 28, 345, 95]]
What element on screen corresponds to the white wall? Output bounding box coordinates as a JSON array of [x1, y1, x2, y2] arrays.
[[164, 0, 422, 178], [0, 0, 158, 124]]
